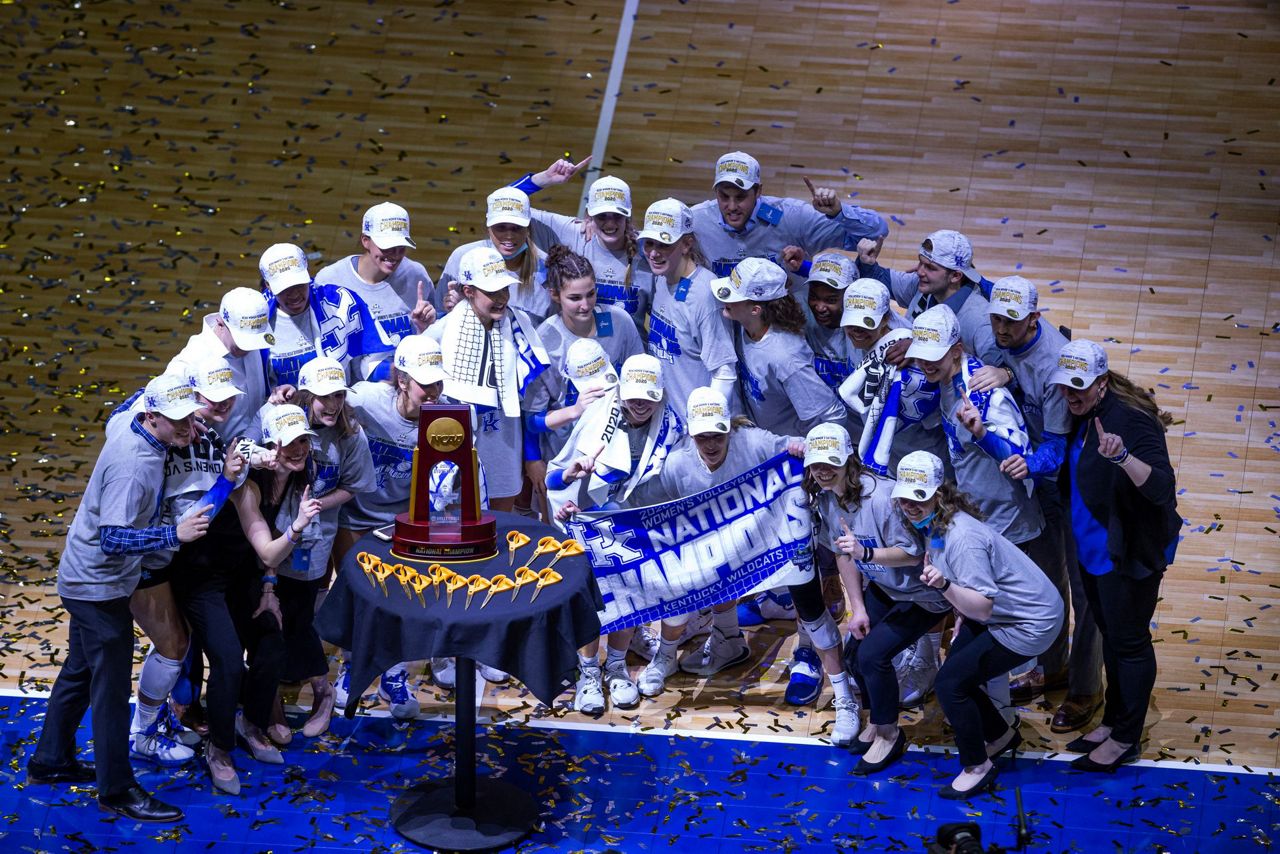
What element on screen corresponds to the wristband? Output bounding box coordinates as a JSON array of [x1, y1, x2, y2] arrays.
[[861, 544, 874, 563], [1106, 448, 1129, 465], [1004, 366, 1015, 383], [262, 574, 278, 587], [286, 525, 302, 543], [939, 577, 952, 593]]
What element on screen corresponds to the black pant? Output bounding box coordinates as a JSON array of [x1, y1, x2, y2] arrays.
[[171, 573, 244, 752], [935, 620, 1030, 767], [845, 583, 942, 725], [1082, 569, 1162, 744], [226, 572, 288, 731], [276, 576, 327, 684], [33, 596, 137, 798]]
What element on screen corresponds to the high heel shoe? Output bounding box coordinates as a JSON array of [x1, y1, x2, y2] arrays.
[[1064, 734, 1108, 754], [940, 764, 999, 800], [302, 686, 335, 738], [235, 714, 284, 764], [854, 729, 906, 775], [205, 750, 241, 796], [987, 727, 1023, 768], [1069, 741, 1140, 773]]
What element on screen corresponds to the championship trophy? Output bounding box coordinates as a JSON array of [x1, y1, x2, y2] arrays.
[[392, 404, 498, 561]]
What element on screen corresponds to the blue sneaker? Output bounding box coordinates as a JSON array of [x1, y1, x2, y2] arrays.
[[130, 719, 195, 766], [333, 660, 352, 708], [378, 665, 420, 720], [785, 645, 823, 706], [737, 590, 797, 627]]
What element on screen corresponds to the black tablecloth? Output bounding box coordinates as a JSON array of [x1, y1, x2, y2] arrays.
[[316, 513, 603, 710]]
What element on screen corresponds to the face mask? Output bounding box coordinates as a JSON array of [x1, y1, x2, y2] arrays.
[[497, 242, 528, 260], [910, 511, 936, 531]]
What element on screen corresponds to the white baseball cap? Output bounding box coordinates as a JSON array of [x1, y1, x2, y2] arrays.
[[686, 386, 731, 435], [258, 243, 311, 294], [841, 278, 892, 330], [394, 335, 448, 386], [636, 198, 694, 245], [713, 151, 761, 190], [362, 202, 416, 250], [918, 229, 980, 283], [1048, 339, 1109, 389], [803, 422, 854, 468], [219, 287, 273, 351], [585, 176, 632, 218], [143, 372, 203, 420], [298, 356, 348, 397], [188, 357, 244, 403], [561, 339, 619, 394], [458, 246, 520, 293], [712, 257, 789, 304], [260, 403, 316, 447], [988, 275, 1039, 320], [904, 304, 961, 362], [619, 354, 664, 402], [806, 252, 858, 290], [891, 451, 946, 501], [486, 186, 531, 228]]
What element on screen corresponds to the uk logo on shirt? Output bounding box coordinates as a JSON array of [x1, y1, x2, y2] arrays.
[[738, 364, 765, 402], [647, 313, 682, 363]]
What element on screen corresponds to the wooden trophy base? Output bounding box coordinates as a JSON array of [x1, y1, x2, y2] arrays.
[[391, 513, 499, 562]]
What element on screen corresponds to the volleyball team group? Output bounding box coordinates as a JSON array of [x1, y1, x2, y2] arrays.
[[25, 150, 1181, 822]]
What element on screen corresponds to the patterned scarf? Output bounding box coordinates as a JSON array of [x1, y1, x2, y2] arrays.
[[440, 301, 548, 418]]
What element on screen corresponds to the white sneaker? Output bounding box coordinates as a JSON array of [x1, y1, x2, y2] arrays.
[[478, 664, 509, 685], [678, 628, 751, 676], [831, 696, 862, 747], [629, 625, 660, 662], [638, 649, 678, 697], [574, 664, 605, 716], [378, 665, 420, 720], [430, 657, 457, 689], [130, 720, 195, 766], [159, 703, 201, 748], [333, 660, 351, 708], [677, 610, 713, 643], [603, 660, 639, 709]]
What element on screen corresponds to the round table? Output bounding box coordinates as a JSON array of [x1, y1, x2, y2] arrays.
[[315, 512, 602, 851]]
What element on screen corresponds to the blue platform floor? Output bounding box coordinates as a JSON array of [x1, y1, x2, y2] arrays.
[[1, 694, 1275, 853]]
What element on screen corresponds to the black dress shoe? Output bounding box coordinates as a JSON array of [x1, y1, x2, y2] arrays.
[[854, 729, 906, 775], [1064, 734, 1108, 754], [1051, 694, 1102, 733], [940, 764, 999, 800], [849, 735, 874, 756], [98, 785, 184, 823], [1070, 742, 1140, 773], [27, 759, 96, 785]]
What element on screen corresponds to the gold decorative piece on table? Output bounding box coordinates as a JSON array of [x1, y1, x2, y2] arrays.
[[530, 536, 561, 569], [545, 539, 584, 571], [356, 552, 382, 589], [505, 530, 531, 566], [445, 572, 467, 607], [428, 564, 451, 600], [483, 574, 513, 608], [392, 564, 415, 598], [512, 566, 538, 601], [465, 574, 491, 609], [409, 572, 432, 606], [529, 568, 562, 604]]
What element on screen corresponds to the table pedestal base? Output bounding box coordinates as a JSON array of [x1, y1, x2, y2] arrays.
[[391, 776, 538, 851]]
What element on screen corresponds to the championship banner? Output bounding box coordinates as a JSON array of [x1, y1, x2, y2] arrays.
[[565, 452, 813, 634]]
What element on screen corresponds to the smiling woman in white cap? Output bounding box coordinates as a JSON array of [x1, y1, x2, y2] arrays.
[[510, 158, 657, 329], [313, 202, 435, 382], [168, 287, 273, 445], [643, 387, 807, 682], [893, 450, 1064, 799], [688, 150, 888, 279], [437, 187, 551, 322], [1048, 340, 1179, 773], [639, 197, 739, 413]]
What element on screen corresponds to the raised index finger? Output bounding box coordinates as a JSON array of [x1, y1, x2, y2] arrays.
[[841, 519, 852, 536], [1094, 417, 1106, 436], [572, 155, 593, 175], [417, 279, 425, 301], [802, 176, 817, 196]]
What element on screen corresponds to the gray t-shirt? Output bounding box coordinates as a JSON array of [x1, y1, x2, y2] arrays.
[[1005, 321, 1072, 482], [928, 512, 1064, 657], [296, 423, 376, 578], [646, 266, 738, 414], [653, 426, 789, 500], [875, 267, 1003, 367], [313, 254, 433, 381], [529, 306, 645, 459], [438, 238, 552, 324], [168, 318, 269, 444], [267, 306, 322, 389], [816, 475, 944, 610], [938, 371, 1044, 544], [735, 326, 845, 438], [341, 381, 419, 529], [529, 208, 656, 330], [58, 418, 169, 601]]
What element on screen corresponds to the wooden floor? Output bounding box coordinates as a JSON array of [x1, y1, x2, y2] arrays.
[[0, 0, 1276, 769]]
